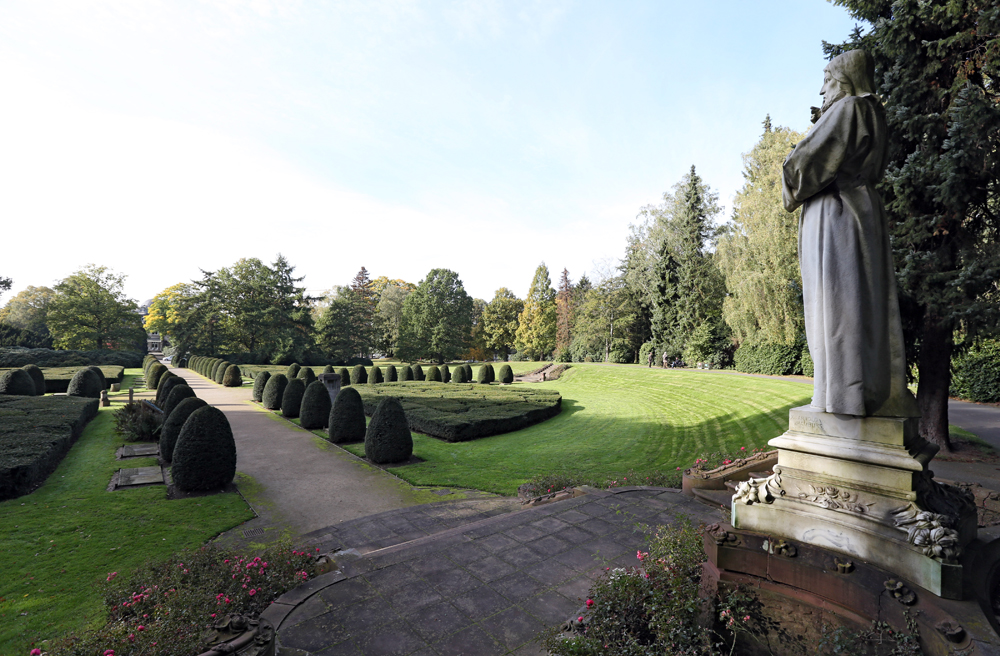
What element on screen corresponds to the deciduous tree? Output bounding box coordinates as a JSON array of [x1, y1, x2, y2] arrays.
[[482, 288, 523, 361], [47, 265, 145, 350], [396, 269, 473, 363], [0, 285, 56, 336], [515, 263, 557, 360]]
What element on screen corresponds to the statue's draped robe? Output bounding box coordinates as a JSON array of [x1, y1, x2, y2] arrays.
[[782, 95, 917, 417]]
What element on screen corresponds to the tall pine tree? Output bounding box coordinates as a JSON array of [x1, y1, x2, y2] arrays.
[[555, 268, 573, 356]]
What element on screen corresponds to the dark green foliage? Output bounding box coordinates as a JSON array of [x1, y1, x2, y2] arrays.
[[396, 268, 473, 362], [400, 365, 413, 381], [208, 359, 223, 380], [171, 406, 237, 491], [0, 365, 125, 393], [323, 365, 334, 374], [0, 347, 143, 368], [163, 384, 196, 417], [462, 363, 473, 381], [0, 322, 53, 349], [733, 343, 802, 376], [476, 364, 494, 384], [369, 366, 383, 384], [356, 383, 561, 442], [0, 368, 37, 396], [286, 363, 301, 379], [21, 364, 45, 395], [412, 364, 424, 381], [299, 381, 332, 430], [328, 386, 366, 443], [160, 397, 208, 464], [147, 362, 168, 389], [113, 401, 163, 442], [281, 378, 306, 418], [385, 364, 397, 382], [364, 396, 412, 464], [214, 361, 230, 385], [0, 395, 98, 500], [350, 364, 368, 385], [154, 372, 176, 399], [262, 373, 288, 410], [498, 364, 514, 384], [87, 365, 109, 390], [252, 370, 271, 403], [155, 375, 185, 407], [800, 348, 814, 378], [452, 366, 467, 383], [951, 339, 1000, 403], [426, 366, 441, 382], [441, 364, 450, 383], [348, 356, 374, 367], [298, 367, 316, 387], [338, 367, 351, 386], [222, 364, 243, 387], [67, 368, 104, 398]]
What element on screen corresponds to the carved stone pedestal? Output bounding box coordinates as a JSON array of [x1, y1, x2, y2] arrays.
[[732, 405, 977, 599]]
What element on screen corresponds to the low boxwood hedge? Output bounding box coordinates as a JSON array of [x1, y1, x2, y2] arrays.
[[354, 383, 561, 442], [0, 347, 143, 368], [0, 395, 99, 500]]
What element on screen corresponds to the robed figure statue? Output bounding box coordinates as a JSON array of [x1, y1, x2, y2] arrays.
[[781, 50, 919, 418]]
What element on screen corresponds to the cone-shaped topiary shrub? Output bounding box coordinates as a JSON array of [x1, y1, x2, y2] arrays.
[[338, 367, 351, 386], [87, 366, 109, 390], [163, 384, 196, 417], [499, 364, 514, 384], [476, 364, 493, 384], [400, 365, 413, 381], [365, 397, 412, 464], [223, 364, 243, 387], [21, 364, 45, 395], [452, 365, 467, 383], [328, 386, 366, 443], [156, 375, 184, 406], [462, 363, 473, 382], [486, 363, 496, 383], [252, 370, 271, 403], [426, 366, 441, 382], [147, 362, 168, 389], [350, 364, 368, 385], [210, 360, 225, 381], [298, 367, 316, 387], [160, 397, 208, 463], [281, 378, 306, 418], [286, 363, 301, 379], [262, 373, 288, 410], [171, 405, 237, 491], [369, 366, 383, 384], [214, 361, 230, 384], [441, 364, 450, 383], [299, 381, 332, 429], [385, 365, 397, 382], [412, 364, 424, 381], [68, 368, 104, 398], [323, 365, 334, 374], [0, 368, 37, 396]]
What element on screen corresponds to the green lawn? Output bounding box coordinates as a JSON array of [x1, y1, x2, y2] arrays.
[[339, 364, 815, 495], [0, 369, 254, 654]]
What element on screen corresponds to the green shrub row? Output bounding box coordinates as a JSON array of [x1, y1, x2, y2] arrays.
[[0, 346, 143, 368], [0, 365, 125, 393], [0, 395, 99, 500], [951, 338, 1000, 403], [732, 342, 811, 376]]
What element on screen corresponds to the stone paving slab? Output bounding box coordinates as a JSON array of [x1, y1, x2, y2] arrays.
[[115, 466, 165, 488], [274, 487, 718, 655], [117, 443, 160, 458]]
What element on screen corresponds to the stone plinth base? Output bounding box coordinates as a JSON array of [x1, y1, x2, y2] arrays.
[[732, 406, 977, 599]]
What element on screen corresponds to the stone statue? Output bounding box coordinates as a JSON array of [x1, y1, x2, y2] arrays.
[[781, 50, 919, 418]]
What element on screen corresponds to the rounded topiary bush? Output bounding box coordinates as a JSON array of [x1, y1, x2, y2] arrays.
[[21, 364, 45, 395], [338, 367, 351, 386], [370, 366, 383, 384], [171, 405, 237, 491], [350, 365, 368, 385], [498, 364, 514, 384], [462, 363, 473, 381], [441, 364, 451, 383], [0, 368, 37, 396], [210, 359, 224, 381], [412, 364, 424, 381], [286, 363, 301, 379], [323, 365, 334, 374], [223, 364, 243, 387], [160, 397, 208, 464], [67, 368, 103, 398], [299, 381, 332, 430], [252, 370, 271, 403], [281, 378, 306, 418], [452, 365, 467, 384], [87, 365, 109, 390], [365, 397, 412, 464], [426, 366, 441, 382], [163, 384, 196, 417], [385, 365, 397, 382], [328, 386, 366, 443], [147, 362, 168, 389], [486, 363, 496, 383], [262, 373, 288, 410], [156, 375, 185, 406], [400, 365, 413, 381], [298, 367, 316, 387], [476, 365, 490, 384], [214, 361, 231, 385]]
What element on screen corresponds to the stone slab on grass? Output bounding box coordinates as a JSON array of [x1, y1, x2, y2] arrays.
[[115, 466, 166, 488], [117, 443, 160, 459]]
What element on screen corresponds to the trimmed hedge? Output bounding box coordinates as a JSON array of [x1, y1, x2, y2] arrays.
[[323, 365, 334, 374], [252, 371, 271, 403], [87, 365, 109, 390], [365, 397, 412, 464], [400, 365, 413, 381], [163, 384, 196, 417], [214, 360, 231, 385], [147, 362, 168, 389], [0, 368, 37, 396], [328, 386, 366, 444], [0, 347, 143, 368], [22, 364, 45, 396], [370, 366, 384, 384], [160, 397, 208, 464], [426, 366, 441, 382], [498, 364, 514, 384], [223, 364, 243, 387], [350, 365, 368, 386], [281, 378, 306, 418], [339, 367, 351, 386], [452, 366, 467, 384], [262, 373, 288, 410], [462, 364, 473, 381], [155, 375, 185, 407], [171, 405, 237, 491], [385, 365, 397, 382], [733, 343, 802, 376], [298, 367, 316, 388], [952, 339, 1000, 403], [299, 381, 332, 430], [476, 364, 494, 384], [286, 363, 301, 379], [2, 366, 124, 394], [355, 383, 561, 442], [412, 364, 424, 381], [0, 395, 99, 499], [68, 368, 104, 398], [441, 364, 451, 383]]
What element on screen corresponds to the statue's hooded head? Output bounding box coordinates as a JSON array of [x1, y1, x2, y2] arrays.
[[820, 50, 876, 115]]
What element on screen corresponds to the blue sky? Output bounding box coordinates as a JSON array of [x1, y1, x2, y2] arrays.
[[0, 0, 860, 304]]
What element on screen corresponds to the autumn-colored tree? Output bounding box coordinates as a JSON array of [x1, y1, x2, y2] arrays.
[[515, 263, 557, 360], [143, 283, 191, 341]]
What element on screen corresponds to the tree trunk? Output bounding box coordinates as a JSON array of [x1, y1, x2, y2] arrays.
[[917, 316, 953, 453]]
